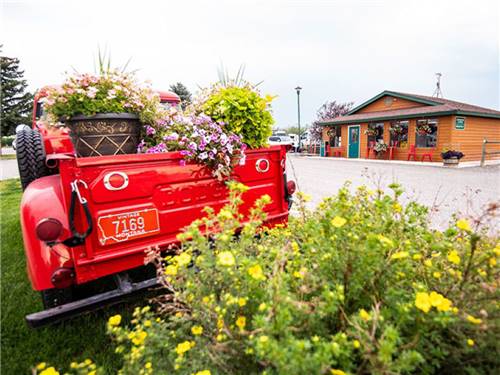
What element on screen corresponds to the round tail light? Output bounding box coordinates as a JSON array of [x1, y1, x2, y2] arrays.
[[287, 180, 297, 195], [51, 267, 75, 289], [36, 218, 63, 242]]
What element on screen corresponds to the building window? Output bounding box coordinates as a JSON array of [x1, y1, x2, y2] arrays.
[[415, 119, 438, 148], [389, 120, 409, 147], [365, 123, 384, 145], [327, 126, 342, 147]]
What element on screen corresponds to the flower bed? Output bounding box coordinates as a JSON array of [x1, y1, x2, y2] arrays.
[[35, 183, 499, 374]]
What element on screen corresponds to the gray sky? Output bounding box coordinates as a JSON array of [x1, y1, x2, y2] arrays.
[[2, 0, 499, 128]]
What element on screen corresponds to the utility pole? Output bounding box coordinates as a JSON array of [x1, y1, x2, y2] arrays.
[[432, 73, 443, 98], [295, 86, 302, 151]]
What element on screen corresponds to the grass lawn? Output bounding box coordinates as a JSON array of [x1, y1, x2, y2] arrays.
[[0, 179, 129, 374], [0, 154, 17, 160]]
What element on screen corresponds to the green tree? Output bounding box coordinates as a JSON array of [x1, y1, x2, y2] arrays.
[[169, 82, 192, 110], [0, 51, 33, 135]]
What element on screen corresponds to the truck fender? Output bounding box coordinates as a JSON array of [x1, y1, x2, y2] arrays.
[[20, 174, 74, 291]]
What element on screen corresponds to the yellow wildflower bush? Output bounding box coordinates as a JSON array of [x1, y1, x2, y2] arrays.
[[36, 183, 499, 374]]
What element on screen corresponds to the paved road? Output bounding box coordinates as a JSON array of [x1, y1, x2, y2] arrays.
[[1, 159, 19, 180], [287, 155, 500, 231]]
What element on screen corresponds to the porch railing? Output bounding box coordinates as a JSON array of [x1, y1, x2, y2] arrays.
[[481, 138, 500, 167]]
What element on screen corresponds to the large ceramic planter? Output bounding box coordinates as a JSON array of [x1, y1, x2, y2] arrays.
[[66, 113, 141, 157], [443, 157, 459, 166]]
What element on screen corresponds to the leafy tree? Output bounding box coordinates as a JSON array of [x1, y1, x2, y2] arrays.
[[310, 100, 353, 142], [169, 82, 192, 110], [285, 124, 309, 136], [0, 50, 33, 135]]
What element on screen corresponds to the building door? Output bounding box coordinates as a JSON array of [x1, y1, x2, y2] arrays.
[[348, 125, 360, 158]]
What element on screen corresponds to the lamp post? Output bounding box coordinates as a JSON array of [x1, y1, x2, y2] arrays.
[[295, 86, 302, 152]]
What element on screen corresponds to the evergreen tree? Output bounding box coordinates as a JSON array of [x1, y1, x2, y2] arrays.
[[1, 50, 33, 135], [169, 82, 192, 110]]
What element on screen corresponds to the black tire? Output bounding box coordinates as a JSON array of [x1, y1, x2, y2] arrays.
[[15, 129, 49, 190], [41, 287, 73, 309]]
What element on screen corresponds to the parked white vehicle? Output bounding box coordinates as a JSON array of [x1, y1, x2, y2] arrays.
[[268, 135, 294, 146]]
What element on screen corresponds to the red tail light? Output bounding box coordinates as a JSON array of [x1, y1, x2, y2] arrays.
[[36, 218, 63, 242], [51, 267, 75, 288], [287, 180, 296, 195]]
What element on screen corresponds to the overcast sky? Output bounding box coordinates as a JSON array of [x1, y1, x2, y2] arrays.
[[2, 0, 499, 128]]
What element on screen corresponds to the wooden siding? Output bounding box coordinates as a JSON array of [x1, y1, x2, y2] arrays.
[[356, 95, 428, 114], [449, 116, 500, 161]]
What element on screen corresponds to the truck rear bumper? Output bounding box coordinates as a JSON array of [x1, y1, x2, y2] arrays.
[[26, 275, 158, 328]]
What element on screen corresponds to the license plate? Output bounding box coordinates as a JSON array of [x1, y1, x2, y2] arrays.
[[97, 208, 160, 246]]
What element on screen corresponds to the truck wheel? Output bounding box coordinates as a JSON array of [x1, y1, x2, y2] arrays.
[[41, 288, 73, 309], [16, 129, 49, 190]]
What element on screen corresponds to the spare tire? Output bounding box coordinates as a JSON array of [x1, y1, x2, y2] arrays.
[[16, 129, 49, 190]]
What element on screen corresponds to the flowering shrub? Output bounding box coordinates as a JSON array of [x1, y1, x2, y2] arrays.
[[33, 184, 499, 374], [43, 70, 160, 124], [139, 107, 246, 180], [196, 83, 274, 149], [93, 183, 498, 374]]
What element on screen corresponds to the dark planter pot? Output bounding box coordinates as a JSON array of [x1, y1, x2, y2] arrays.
[[66, 113, 141, 157], [443, 157, 459, 166]]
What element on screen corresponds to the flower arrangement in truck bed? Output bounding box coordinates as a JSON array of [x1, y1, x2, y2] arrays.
[[139, 107, 246, 180], [141, 79, 275, 179], [43, 70, 159, 124]]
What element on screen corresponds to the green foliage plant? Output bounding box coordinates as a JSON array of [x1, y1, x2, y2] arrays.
[[197, 83, 275, 149]]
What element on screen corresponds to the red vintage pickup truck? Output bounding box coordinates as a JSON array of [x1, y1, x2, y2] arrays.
[[16, 88, 296, 327]]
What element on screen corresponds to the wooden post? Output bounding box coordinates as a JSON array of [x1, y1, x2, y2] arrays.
[[480, 138, 487, 167]]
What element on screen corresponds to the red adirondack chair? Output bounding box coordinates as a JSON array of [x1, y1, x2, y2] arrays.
[[367, 141, 375, 159], [407, 145, 417, 161], [421, 149, 433, 162]]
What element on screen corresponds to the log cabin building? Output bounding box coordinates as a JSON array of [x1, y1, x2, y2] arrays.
[[319, 91, 500, 162]]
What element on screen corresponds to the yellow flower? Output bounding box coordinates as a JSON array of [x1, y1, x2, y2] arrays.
[[377, 234, 394, 247], [424, 259, 433, 267], [489, 258, 497, 267], [429, 291, 452, 311], [331, 216, 347, 228], [258, 303, 267, 311], [145, 362, 152, 369], [165, 265, 178, 276], [248, 264, 265, 280], [291, 241, 300, 252], [433, 271, 441, 279], [194, 371, 211, 375], [331, 369, 346, 375], [108, 314, 122, 327], [415, 292, 431, 313], [175, 340, 193, 355], [131, 330, 148, 346], [413, 254, 423, 260], [467, 339, 475, 347], [259, 335, 269, 343], [217, 251, 235, 266], [359, 309, 371, 321], [191, 325, 203, 335], [176, 252, 192, 267], [447, 250, 461, 265], [39, 367, 59, 375], [236, 316, 246, 330], [466, 315, 482, 325], [456, 219, 471, 232], [353, 340, 361, 349], [238, 297, 247, 307], [293, 267, 307, 279], [391, 251, 409, 260], [144, 319, 152, 327], [36, 362, 47, 371]]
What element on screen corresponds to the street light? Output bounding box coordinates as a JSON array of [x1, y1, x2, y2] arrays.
[[295, 86, 302, 152]]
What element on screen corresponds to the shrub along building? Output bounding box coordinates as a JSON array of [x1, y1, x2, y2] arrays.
[[319, 90, 500, 162]]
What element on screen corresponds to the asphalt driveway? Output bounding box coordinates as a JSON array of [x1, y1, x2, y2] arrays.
[[287, 155, 500, 231]]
